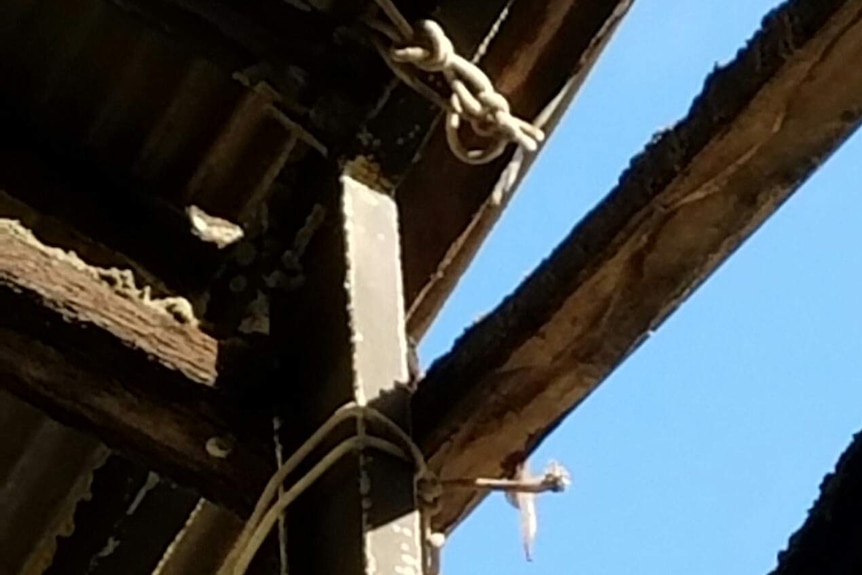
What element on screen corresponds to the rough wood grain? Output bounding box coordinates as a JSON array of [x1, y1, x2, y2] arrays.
[[414, 0, 862, 532], [0, 220, 271, 512]]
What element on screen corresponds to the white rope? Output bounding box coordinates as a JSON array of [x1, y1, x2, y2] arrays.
[[219, 403, 444, 575], [368, 1, 545, 165]]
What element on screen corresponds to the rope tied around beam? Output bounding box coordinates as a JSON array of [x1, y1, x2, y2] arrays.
[[367, 1, 545, 165]]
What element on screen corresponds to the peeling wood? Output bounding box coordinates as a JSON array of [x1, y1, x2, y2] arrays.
[[414, 0, 862, 533], [0, 220, 271, 513]]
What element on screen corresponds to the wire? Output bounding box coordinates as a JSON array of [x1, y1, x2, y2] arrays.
[[231, 435, 409, 575], [272, 417, 289, 575], [220, 403, 442, 575]]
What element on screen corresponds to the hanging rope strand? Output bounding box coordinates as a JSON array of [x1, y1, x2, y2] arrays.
[[367, 0, 545, 165]]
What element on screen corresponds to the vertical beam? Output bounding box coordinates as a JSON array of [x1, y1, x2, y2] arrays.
[[276, 165, 421, 575]]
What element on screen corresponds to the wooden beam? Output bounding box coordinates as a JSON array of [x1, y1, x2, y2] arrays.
[[0, 130, 224, 301], [0, 219, 272, 513], [153, 501, 244, 575], [400, 0, 635, 338], [413, 0, 862, 532], [769, 429, 862, 575]]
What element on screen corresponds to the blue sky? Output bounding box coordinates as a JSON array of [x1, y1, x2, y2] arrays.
[[419, 1, 862, 573]]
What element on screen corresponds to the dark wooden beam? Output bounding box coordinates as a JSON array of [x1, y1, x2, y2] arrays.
[[769, 429, 862, 575], [0, 127, 224, 302], [0, 219, 272, 513], [105, 0, 377, 128], [413, 0, 862, 532], [400, 0, 635, 338]]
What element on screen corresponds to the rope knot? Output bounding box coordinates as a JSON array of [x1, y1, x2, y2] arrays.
[[368, 4, 546, 165], [542, 460, 572, 492], [391, 20, 453, 73]]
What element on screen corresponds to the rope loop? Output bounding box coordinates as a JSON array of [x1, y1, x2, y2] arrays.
[[368, 2, 545, 165], [391, 20, 453, 73]]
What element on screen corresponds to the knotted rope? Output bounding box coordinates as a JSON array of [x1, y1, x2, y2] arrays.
[[367, 2, 545, 165]]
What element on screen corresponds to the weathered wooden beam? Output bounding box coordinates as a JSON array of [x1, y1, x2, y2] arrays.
[[769, 429, 862, 575], [400, 0, 635, 338], [414, 0, 862, 532], [0, 219, 272, 513], [0, 130, 224, 300]]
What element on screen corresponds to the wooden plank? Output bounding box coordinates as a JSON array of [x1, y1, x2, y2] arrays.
[[0, 219, 271, 513], [413, 0, 862, 532], [400, 0, 635, 338]]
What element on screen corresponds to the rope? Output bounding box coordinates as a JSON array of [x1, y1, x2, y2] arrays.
[[219, 403, 444, 575], [272, 417, 289, 575], [367, 1, 545, 165]]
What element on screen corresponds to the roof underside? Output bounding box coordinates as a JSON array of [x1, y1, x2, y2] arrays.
[[0, 0, 631, 571], [0, 0, 861, 572]]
